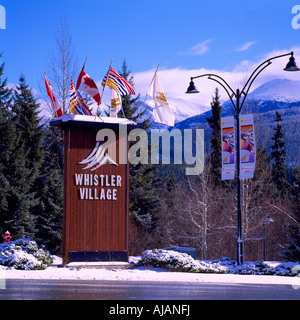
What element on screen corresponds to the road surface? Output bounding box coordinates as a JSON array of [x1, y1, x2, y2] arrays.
[[0, 279, 299, 300]]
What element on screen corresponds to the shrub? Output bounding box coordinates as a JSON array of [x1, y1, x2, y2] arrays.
[[0, 239, 52, 270], [138, 249, 226, 273]]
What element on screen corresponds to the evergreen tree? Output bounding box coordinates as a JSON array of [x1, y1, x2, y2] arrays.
[[119, 60, 152, 129], [14, 76, 64, 251], [291, 168, 300, 217], [280, 167, 300, 261], [0, 56, 12, 202], [0, 73, 38, 238], [12, 75, 45, 174], [129, 163, 163, 231], [0, 56, 32, 237], [0, 54, 15, 235], [4, 143, 37, 238], [34, 126, 63, 254], [0, 64, 63, 246], [206, 88, 222, 184], [271, 111, 289, 197], [7, 75, 46, 238]]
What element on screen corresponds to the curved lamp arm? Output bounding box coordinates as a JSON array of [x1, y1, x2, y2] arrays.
[[191, 73, 237, 111], [192, 73, 235, 96], [189, 52, 295, 114], [239, 52, 293, 110]]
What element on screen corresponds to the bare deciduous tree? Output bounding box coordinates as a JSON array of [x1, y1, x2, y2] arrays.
[[40, 17, 79, 117], [160, 166, 230, 260]]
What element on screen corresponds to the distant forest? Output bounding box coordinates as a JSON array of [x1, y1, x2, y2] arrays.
[[187, 101, 300, 168]]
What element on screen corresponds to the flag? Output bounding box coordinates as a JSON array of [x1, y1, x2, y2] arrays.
[[110, 89, 122, 117], [70, 79, 78, 113], [44, 73, 63, 118], [101, 67, 136, 96], [76, 65, 101, 105], [76, 90, 93, 115], [146, 72, 175, 127], [221, 116, 235, 180], [70, 79, 93, 115], [240, 114, 256, 179]]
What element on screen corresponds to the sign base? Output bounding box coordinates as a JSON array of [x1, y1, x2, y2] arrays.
[[69, 251, 128, 263]]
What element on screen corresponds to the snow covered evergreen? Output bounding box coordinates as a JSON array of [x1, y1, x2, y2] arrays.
[[0, 238, 52, 270], [137, 249, 300, 277]]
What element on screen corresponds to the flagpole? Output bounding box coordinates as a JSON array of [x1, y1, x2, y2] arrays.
[[94, 58, 113, 117], [101, 58, 114, 100], [44, 69, 55, 117], [44, 69, 51, 85], [67, 75, 75, 115], [140, 64, 160, 118], [67, 75, 72, 115], [83, 55, 88, 68]]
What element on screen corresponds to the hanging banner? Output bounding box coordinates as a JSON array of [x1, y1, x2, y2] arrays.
[[240, 114, 256, 179], [221, 116, 235, 180]]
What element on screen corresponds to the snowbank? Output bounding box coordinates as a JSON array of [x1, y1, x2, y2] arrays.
[[138, 249, 300, 277], [1, 248, 300, 286], [138, 249, 226, 273], [0, 239, 52, 270], [227, 260, 300, 277], [1, 259, 300, 287]]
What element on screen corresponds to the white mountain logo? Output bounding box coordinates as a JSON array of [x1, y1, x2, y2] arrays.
[[78, 142, 118, 171]]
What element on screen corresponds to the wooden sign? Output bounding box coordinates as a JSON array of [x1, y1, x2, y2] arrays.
[[51, 115, 136, 264]]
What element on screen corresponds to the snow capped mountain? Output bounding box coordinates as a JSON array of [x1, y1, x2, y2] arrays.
[[147, 79, 300, 127], [172, 79, 300, 127], [144, 96, 208, 125], [219, 78, 300, 116], [168, 97, 209, 123], [247, 79, 300, 103], [169, 78, 300, 168]]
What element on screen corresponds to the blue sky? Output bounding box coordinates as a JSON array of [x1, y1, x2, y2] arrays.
[[1, 0, 300, 111]]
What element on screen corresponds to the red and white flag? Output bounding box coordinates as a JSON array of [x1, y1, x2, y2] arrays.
[[44, 73, 63, 118], [76, 65, 101, 105]]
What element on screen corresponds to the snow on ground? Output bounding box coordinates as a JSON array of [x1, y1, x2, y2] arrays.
[[1, 255, 300, 287], [1, 243, 300, 286]]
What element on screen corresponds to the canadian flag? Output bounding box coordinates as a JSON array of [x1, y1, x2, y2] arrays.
[[76, 65, 101, 105], [44, 73, 63, 118]]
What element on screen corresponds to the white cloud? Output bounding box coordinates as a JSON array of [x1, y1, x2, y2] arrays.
[[237, 41, 256, 52], [133, 47, 300, 108], [94, 47, 300, 122], [178, 39, 212, 56]]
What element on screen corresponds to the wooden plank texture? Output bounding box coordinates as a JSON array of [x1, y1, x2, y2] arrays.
[[62, 125, 128, 264]]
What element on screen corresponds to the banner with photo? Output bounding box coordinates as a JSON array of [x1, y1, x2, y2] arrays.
[[221, 116, 235, 180], [240, 114, 256, 179]]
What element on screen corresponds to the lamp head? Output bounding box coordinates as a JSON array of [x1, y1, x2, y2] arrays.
[[185, 78, 199, 94], [284, 52, 300, 71]]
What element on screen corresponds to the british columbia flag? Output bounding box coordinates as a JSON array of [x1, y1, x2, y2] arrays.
[[101, 67, 136, 96], [70, 79, 93, 115]]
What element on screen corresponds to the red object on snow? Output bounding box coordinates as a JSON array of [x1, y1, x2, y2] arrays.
[[3, 231, 11, 243]]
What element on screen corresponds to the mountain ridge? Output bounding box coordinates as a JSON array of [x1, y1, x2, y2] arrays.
[[146, 78, 300, 128], [161, 78, 300, 168]]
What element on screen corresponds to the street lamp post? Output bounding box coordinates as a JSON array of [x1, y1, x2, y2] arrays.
[[186, 52, 299, 265], [263, 216, 274, 261]]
